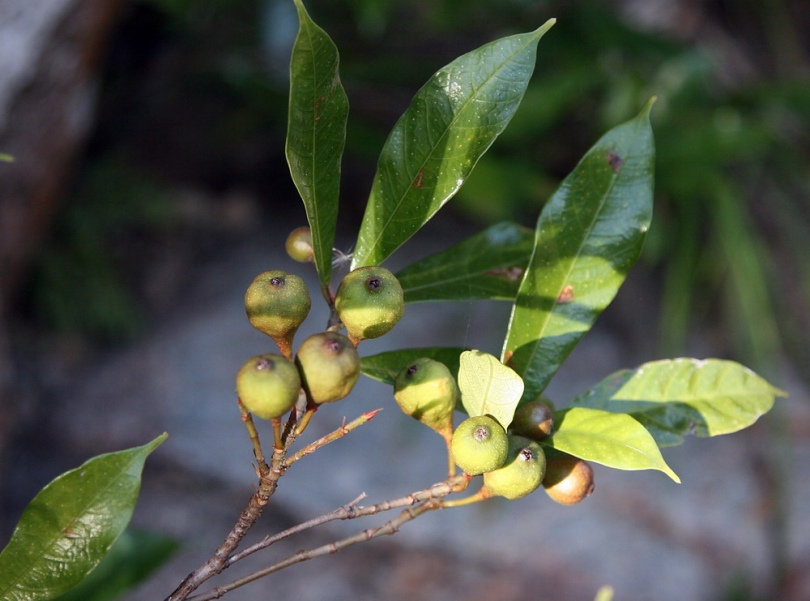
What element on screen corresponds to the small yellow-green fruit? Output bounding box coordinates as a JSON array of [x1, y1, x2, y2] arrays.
[[543, 455, 595, 505], [393, 358, 457, 436], [335, 266, 404, 344], [482, 435, 546, 500], [286, 227, 314, 263], [236, 354, 301, 420], [244, 271, 311, 351], [451, 415, 509, 476], [295, 331, 360, 404], [510, 397, 554, 441]]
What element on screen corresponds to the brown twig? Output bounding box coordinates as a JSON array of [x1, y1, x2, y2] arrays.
[[284, 409, 382, 467]]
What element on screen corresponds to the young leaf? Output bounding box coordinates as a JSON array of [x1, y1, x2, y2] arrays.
[[457, 350, 524, 428], [396, 222, 533, 303], [0, 434, 167, 601], [569, 358, 784, 447], [545, 407, 680, 482], [502, 98, 656, 401], [361, 347, 466, 385], [286, 0, 349, 290], [351, 20, 556, 269]]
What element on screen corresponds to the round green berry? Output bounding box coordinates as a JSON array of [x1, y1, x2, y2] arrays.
[[244, 270, 311, 354], [295, 331, 360, 404], [482, 435, 546, 500], [236, 354, 301, 420], [393, 358, 457, 436], [451, 415, 509, 476], [335, 266, 404, 344]]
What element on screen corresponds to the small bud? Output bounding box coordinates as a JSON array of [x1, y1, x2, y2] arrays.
[[285, 227, 314, 263]]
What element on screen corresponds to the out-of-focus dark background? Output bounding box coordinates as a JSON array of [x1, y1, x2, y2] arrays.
[[1, 1, 809, 600]]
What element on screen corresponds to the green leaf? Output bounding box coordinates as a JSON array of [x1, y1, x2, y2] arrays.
[[351, 20, 556, 269], [545, 407, 680, 482], [55, 530, 178, 601], [457, 350, 524, 428], [569, 358, 784, 447], [286, 0, 349, 290], [502, 98, 656, 401], [0, 153, 14, 162], [396, 222, 534, 303], [361, 347, 466, 385], [0, 434, 167, 601]]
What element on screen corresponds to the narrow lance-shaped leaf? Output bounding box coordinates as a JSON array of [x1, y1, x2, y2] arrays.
[[286, 0, 349, 291], [361, 347, 467, 386], [569, 358, 785, 447], [503, 98, 656, 401], [457, 350, 524, 428], [0, 434, 167, 601], [545, 407, 680, 482], [351, 20, 556, 269], [396, 222, 534, 303]]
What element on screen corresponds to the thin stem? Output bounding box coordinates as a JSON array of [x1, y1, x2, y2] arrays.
[[227, 475, 468, 565], [165, 447, 288, 601], [284, 409, 382, 467], [188, 499, 444, 601], [237, 399, 267, 471]]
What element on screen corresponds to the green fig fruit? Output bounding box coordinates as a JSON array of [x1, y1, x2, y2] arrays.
[[335, 266, 404, 344], [451, 415, 509, 476], [236, 354, 301, 420], [510, 397, 554, 440], [285, 227, 314, 263], [244, 270, 311, 356], [543, 455, 595, 505], [295, 331, 360, 404], [482, 435, 546, 500], [393, 358, 457, 437]]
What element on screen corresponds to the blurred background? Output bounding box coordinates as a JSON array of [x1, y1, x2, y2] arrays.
[[1, 0, 809, 600]]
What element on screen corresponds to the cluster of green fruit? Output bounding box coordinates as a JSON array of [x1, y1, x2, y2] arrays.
[[394, 362, 594, 505], [235, 227, 405, 428]]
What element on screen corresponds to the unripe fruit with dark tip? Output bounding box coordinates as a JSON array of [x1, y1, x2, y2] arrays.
[[335, 266, 404, 344], [295, 331, 360, 404], [543, 455, 595, 505], [244, 270, 311, 355], [482, 435, 546, 500], [236, 354, 301, 420], [394, 358, 457, 437], [286, 227, 314, 263], [451, 415, 509, 476], [510, 397, 555, 440]]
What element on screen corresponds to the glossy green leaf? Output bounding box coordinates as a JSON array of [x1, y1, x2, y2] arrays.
[[0, 434, 167, 601], [55, 530, 178, 601], [545, 407, 680, 482], [396, 222, 533, 303], [457, 350, 524, 428], [569, 358, 784, 447], [361, 347, 466, 386], [502, 98, 656, 401], [351, 20, 556, 269], [286, 0, 349, 290]]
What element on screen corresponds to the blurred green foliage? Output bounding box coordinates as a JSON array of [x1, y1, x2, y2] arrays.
[[37, 0, 809, 376]]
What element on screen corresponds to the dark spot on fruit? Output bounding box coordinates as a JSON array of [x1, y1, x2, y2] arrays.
[[519, 447, 534, 461], [270, 276, 284, 288], [366, 277, 382, 291], [256, 357, 274, 371], [406, 363, 419, 376], [473, 425, 491, 442], [325, 339, 341, 354]]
